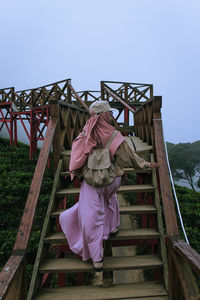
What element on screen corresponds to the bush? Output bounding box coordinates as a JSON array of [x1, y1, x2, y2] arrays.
[[0, 138, 54, 279], [175, 185, 200, 253]]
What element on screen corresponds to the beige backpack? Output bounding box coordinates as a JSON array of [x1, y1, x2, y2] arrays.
[[82, 131, 118, 187]]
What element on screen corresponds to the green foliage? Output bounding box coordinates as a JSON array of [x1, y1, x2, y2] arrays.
[[167, 141, 200, 191], [174, 185, 200, 253], [0, 138, 54, 281]]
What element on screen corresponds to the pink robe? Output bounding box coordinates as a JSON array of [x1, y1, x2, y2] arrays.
[[59, 177, 121, 262], [60, 111, 124, 262]]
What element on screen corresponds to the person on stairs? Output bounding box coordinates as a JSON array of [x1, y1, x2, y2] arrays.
[[59, 100, 159, 286]]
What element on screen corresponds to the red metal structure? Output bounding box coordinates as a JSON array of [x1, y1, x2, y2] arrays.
[[0, 79, 88, 158]]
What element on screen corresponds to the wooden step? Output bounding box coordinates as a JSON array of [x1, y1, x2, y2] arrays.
[[39, 255, 163, 273], [33, 281, 168, 300], [60, 167, 152, 177], [116, 125, 134, 134], [129, 136, 153, 151], [56, 184, 154, 197], [61, 150, 71, 156], [50, 205, 157, 218], [118, 298, 169, 300], [44, 228, 160, 244], [120, 205, 157, 214]]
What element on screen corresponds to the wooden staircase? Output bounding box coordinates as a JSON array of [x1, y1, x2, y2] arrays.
[[1, 82, 200, 300], [28, 135, 169, 300]]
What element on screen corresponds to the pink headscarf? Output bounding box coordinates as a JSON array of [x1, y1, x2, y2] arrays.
[[69, 111, 124, 177]]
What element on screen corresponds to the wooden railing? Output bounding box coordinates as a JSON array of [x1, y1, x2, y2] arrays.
[[13, 79, 71, 111], [76, 90, 101, 102], [0, 79, 90, 112], [0, 87, 15, 103], [101, 80, 153, 106], [134, 96, 200, 300], [49, 100, 89, 172]]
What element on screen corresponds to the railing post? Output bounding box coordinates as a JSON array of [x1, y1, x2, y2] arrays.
[[101, 81, 105, 100], [124, 84, 129, 126], [67, 80, 72, 103], [49, 100, 61, 173]]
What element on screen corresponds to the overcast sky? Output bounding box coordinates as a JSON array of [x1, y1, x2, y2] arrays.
[[0, 0, 199, 143]]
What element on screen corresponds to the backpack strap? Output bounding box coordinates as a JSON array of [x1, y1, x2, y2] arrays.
[[105, 130, 118, 149]]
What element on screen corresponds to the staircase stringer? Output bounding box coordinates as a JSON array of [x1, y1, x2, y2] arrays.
[[151, 153, 168, 290], [28, 159, 63, 300]]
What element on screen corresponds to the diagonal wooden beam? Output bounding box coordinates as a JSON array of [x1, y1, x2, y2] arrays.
[[104, 85, 136, 113], [68, 84, 89, 111]]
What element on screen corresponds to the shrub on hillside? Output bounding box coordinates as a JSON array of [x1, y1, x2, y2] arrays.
[[0, 138, 54, 273]]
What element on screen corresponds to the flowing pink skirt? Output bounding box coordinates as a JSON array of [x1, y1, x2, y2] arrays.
[[59, 177, 121, 262]]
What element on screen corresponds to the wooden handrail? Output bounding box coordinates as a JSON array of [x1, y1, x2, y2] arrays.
[[170, 237, 200, 276], [135, 96, 179, 236], [16, 78, 71, 93], [152, 96, 179, 237], [14, 118, 58, 252], [102, 80, 153, 87]]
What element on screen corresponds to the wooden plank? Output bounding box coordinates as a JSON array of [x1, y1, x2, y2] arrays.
[[120, 205, 157, 214], [39, 255, 163, 273], [33, 281, 168, 300], [44, 228, 160, 244], [121, 297, 169, 300], [56, 184, 154, 197], [116, 126, 134, 134], [61, 150, 71, 156], [50, 205, 157, 218], [118, 184, 154, 193], [129, 136, 153, 151], [13, 118, 58, 252], [60, 167, 152, 177]]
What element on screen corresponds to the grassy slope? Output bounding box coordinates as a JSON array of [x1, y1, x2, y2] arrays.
[[0, 137, 54, 283]]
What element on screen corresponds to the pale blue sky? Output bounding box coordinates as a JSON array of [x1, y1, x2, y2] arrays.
[[0, 0, 199, 143]]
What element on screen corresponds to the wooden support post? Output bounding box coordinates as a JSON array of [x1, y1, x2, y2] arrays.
[[10, 107, 13, 146], [103, 240, 113, 287], [124, 84, 129, 126], [168, 245, 200, 300], [0, 255, 26, 300], [14, 117, 18, 146], [49, 100, 61, 173], [67, 83, 72, 103], [101, 81, 105, 100], [30, 110, 38, 159]]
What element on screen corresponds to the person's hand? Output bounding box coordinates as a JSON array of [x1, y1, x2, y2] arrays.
[[149, 162, 160, 169]]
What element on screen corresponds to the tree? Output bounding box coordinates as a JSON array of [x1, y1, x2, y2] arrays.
[[167, 141, 200, 191]]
